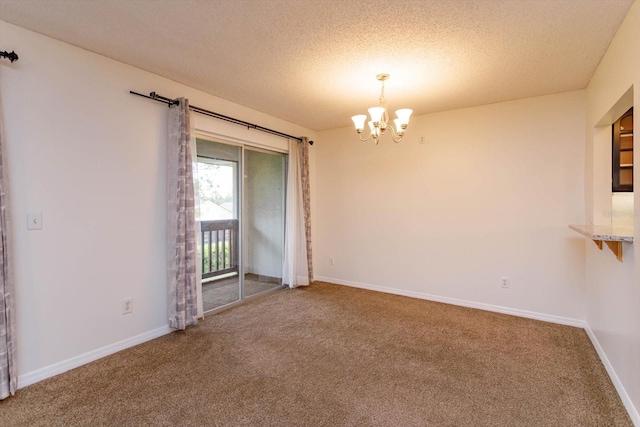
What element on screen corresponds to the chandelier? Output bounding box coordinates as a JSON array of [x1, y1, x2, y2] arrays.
[[351, 73, 412, 144]]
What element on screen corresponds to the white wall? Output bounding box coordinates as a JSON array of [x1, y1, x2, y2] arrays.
[[315, 90, 587, 321], [0, 21, 315, 383], [584, 1, 640, 421], [612, 193, 634, 229]]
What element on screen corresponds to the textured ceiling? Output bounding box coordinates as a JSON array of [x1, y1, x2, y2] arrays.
[[0, 0, 634, 131]]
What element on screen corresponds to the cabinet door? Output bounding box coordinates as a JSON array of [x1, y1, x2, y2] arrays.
[[612, 108, 633, 192]]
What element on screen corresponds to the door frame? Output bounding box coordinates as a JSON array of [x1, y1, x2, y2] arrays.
[[194, 131, 288, 316]]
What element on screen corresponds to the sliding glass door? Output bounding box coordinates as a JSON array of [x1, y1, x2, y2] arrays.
[[243, 148, 286, 296], [196, 138, 285, 312]]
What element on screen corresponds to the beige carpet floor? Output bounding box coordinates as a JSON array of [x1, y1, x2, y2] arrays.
[[0, 282, 632, 426]]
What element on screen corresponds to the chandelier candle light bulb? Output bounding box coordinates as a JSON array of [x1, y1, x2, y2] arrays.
[[368, 121, 380, 138], [351, 73, 412, 144]]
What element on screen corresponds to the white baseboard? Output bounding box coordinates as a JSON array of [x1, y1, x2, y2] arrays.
[[18, 325, 173, 389], [315, 276, 639, 425], [584, 326, 640, 426], [315, 276, 585, 327]]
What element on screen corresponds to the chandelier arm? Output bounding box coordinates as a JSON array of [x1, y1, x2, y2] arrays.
[[388, 126, 400, 139], [358, 131, 371, 142], [387, 126, 404, 143]]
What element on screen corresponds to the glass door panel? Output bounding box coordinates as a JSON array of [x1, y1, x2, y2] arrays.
[[196, 139, 241, 312], [243, 148, 286, 297]]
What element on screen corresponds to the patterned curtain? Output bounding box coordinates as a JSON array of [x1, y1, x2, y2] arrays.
[[167, 98, 198, 329], [299, 138, 313, 280], [0, 87, 16, 399], [283, 137, 313, 287]]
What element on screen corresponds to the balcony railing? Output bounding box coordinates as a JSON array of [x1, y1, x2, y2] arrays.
[[201, 219, 239, 279]]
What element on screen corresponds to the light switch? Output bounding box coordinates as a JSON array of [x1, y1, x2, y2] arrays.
[[27, 213, 43, 230]]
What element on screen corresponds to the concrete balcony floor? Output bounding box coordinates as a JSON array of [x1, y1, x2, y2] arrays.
[[202, 273, 282, 312]]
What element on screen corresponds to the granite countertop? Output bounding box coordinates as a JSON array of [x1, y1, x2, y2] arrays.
[[569, 224, 634, 242]]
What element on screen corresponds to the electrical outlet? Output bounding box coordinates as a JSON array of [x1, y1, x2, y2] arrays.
[[501, 277, 509, 288], [329, 257, 335, 266], [122, 298, 133, 314]]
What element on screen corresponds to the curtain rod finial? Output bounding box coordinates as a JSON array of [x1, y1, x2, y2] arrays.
[[0, 50, 19, 62]]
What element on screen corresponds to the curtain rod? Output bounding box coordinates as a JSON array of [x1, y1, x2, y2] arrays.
[[0, 51, 19, 62], [130, 90, 312, 145]]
